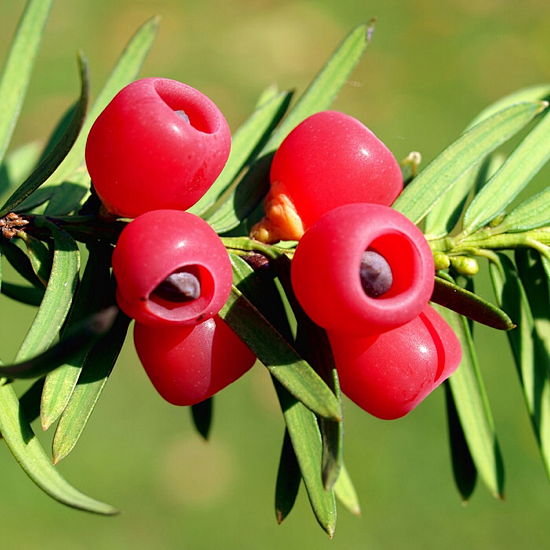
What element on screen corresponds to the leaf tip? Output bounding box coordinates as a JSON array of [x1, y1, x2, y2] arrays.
[[51, 443, 70, 465], [41, 417, 53, 432], [150, 14, 162, 27], [366, 18, 376, 43]]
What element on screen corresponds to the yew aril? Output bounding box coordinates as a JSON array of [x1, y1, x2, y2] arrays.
[[85, 77, 231, 218], [112, 209, 232, 327], [290, 203, 435, 336], [328, 305, 462, 420], [251, 110, 403, 242], [134, 316, 256, 406]]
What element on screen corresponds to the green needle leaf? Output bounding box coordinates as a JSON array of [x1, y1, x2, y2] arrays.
[[424, 153, 503, 240], [542, 256, 550, 281], [393, 101, 547, 225], [280, 254, 343, 490], [333, 463, 361, 516], [273, 379, 337, 537], [489, 253, 550, 479], [52, 310, 130, 464], [230, 252, 295, 341], [43, 180, 89, 216], [275, 429, 302, 524], [497, 184, 550, 233], [22, 233, 52, 286], [422, 79, 543, 237], [43, 15, 160, 188], [0, 0, 54, 164], [15, 186, 56, 213], [219, 285, 341, 421], [466, 84, 550, 128], [40, 243, 113, 431], [0, 240, 44, 288], [0, 51, 89, 216], [316, 350, 342, 491], [444, 380, 477, 502], [14, 377, 44, 429], [0, 381, 118, 514], [462, 103, 550, 235], [231, 252, 343, 494], [227, 253, 339, 419], [0, 307, 117, 380], [14, 220, 80, 363], [431, 82, 550, 235], [431, 275, 515, 331], [435, 304, 505, 498], [207, 21, 373, 233], [516, 250, 550, 363]]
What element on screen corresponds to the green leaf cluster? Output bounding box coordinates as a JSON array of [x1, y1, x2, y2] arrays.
[[0, 0, 154, 515], [394, 83, 550, 496]]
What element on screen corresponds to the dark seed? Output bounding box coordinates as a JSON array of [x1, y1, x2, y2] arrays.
[[360, 250, 393, 298], [152, 268, 201, 302]]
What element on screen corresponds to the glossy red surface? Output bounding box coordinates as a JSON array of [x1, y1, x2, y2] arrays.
[[86, 77, 231, 218]]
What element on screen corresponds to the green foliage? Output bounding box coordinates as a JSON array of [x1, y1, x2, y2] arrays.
[[0, 0, 550, 536], [0, 0, 53, 164]]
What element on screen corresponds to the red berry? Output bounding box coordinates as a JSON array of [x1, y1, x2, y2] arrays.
[[112, 209, 232, 326], [328, 305, 462, 420], [134, 316, 256, 406], [251, 110, 403, 242], [85, 78, 231, 218], [290, 203, 434, 336]]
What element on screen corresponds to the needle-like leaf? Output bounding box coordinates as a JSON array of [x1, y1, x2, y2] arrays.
[[435, 304, 505, 498], [0, 0, 54, 164], [0, 381, 118, 514], [0, 52, 89, 216], [393, 101, 547, 224], [490, 253, 550, 479]]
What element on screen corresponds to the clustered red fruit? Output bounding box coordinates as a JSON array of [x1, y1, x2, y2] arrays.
[[87, 78, 253, 407], [290, 203, 461, 419], [278, 117, 462, 419], [111, 209, 255, 407], [86, 80, 461, 418]]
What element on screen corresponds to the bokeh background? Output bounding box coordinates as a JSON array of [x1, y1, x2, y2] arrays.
[[1, 0, 550, 548]]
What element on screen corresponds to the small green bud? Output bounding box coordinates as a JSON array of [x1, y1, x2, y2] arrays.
[[433, 250, 450, 270], [450, 256, 479, 276]]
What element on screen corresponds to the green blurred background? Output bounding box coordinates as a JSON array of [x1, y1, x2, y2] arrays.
[[1, 0, 550, 548]]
